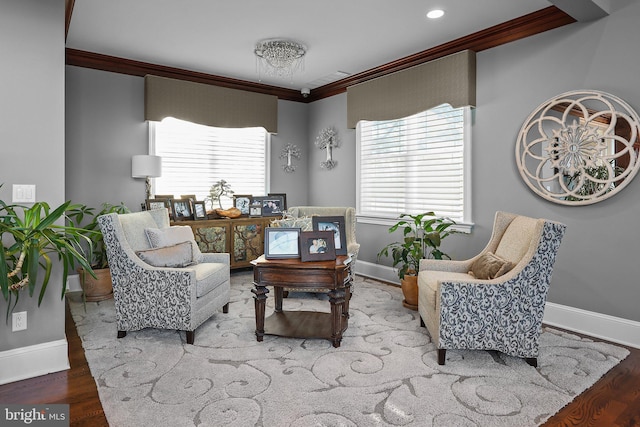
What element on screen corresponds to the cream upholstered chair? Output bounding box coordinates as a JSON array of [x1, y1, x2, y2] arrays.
[[97, 208, 230, 344], [418, 211, 566, 367], [285, 206, 360, 264]]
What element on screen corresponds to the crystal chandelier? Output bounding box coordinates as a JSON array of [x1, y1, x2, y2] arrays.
[[255, 39, 306, 81]]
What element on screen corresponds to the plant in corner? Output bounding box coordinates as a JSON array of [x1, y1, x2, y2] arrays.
[[1, 198, 95, 319], [66, 202, 130, 301], [377, 211, 457, 310]]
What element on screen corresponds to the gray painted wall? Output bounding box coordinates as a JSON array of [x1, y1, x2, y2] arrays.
[[269, 100, 311, 208], [350, 0, 640, 322], [0, 0, 66, 352], [308, 94, 357, 206], [473, 0, 640, 322], [65, 67, 148, 212], [65, 68, 311, 211]]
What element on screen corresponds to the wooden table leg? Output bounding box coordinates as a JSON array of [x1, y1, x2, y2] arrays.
[[274, 286, 284, 312], [252, 284, 269, 342], [328, 288, 346, 348]]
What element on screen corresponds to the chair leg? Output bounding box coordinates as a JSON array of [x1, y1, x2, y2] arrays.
[[223, 303, 229, 314], [438, 349, 446, 365], [525, 357, 537, 367], [186, 330, 195, 345], [117, 331, 127, 339]]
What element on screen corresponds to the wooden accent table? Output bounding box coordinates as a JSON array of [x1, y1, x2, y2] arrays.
[[251, 254, 353, 348]]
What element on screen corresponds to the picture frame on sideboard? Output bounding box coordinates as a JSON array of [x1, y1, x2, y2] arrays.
[[171, 198, 193, 221]]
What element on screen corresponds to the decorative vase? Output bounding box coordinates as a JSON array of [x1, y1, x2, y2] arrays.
[[400, 275, 418, 310], [78, 267, 113, 302]]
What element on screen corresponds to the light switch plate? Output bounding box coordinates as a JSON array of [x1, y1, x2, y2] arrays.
[[12, 184, 36, 203]]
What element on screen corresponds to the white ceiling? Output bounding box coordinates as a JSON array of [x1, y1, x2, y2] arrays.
[[66, 0, 554, 91]]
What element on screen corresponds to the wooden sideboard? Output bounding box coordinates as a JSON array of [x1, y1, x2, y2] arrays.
[[175, 217, 275, 269]]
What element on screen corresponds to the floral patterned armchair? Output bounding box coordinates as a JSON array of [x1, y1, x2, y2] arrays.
[[98, 208, 230, 344], [418, 211, 566, 367]]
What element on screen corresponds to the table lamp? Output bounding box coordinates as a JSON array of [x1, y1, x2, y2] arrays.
[[132, 155, 162, 200]]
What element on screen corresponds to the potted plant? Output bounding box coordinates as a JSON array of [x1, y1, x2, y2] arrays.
[[66, 202, 130, 301], [1, 198, 95, 319], [377, 212, 457, 310], [206, 179, 241, 218]]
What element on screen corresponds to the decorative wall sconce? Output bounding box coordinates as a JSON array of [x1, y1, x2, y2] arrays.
[[315, 127, 340, 169], [280, 143, 301, 173]]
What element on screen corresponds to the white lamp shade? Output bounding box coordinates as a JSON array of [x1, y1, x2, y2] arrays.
[[132, 155, 162, 178]]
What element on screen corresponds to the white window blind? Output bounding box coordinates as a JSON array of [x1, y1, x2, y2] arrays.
[[357, 104, 470, 223], [151, 117, 268, 208]]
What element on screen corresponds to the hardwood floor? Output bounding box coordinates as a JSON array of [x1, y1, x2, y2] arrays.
[[0, 301, 638, 427]]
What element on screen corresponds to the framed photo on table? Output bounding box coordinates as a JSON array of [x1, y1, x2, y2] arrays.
[[300, 230, 336, 262], [233, 194, 252, 215], [191, 201, 207, 220], [312, 216, 347, 255], [264, 227, 301, 259], [171, 198, 193, 221]]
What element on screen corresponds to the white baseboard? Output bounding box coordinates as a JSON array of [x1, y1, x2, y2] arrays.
[[543, 302, 640, 349], [355, 260, 400, 285], [0, 339, 70, 385], [67, 274, 82, 293], [355, 260, 640, 349]]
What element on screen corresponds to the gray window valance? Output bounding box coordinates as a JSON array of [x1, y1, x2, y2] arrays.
[[347, 50, 476, 129], [144, 75, 278, 133]]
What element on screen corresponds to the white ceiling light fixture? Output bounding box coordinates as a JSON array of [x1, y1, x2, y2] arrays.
[[255, 39, 306, 81], [426, 9, 445, 19]]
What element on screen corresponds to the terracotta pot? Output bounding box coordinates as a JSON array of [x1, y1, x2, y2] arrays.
[[400, 275, 418, 310], [78, 267, 113, 302]]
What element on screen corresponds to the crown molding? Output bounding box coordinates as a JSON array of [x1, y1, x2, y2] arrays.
[[65, 6, 575, 104], [65, 49, 305, 102], [308, 6, 575, 101]]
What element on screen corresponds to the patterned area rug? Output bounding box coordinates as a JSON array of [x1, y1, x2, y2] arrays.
[[68, 271, 629, 427]]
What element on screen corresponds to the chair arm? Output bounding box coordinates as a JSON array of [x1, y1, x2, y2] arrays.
[[198, 252, 230, 265], [420, 258, 472, 273], [437, 275, 547, 358]]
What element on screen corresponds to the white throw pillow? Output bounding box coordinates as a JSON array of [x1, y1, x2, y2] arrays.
[[145, 226, 202, 263], [136, 241, 194, 268]]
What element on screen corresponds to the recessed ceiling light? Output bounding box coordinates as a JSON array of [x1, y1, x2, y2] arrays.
[[426, 9, 445, 19]]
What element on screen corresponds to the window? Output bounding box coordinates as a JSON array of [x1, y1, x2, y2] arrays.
[[150, 118, 269, 207], [357, 104, 471, 227]]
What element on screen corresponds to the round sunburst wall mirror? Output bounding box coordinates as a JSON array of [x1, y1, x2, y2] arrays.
[[516, 90, 640, 205]]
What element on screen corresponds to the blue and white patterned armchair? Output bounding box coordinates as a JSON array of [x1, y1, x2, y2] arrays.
[[98, 208, 230, 344], [418, 211, 566, 367]]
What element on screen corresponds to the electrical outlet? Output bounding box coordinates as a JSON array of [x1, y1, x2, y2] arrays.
[[12, 311, 27, 332]]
